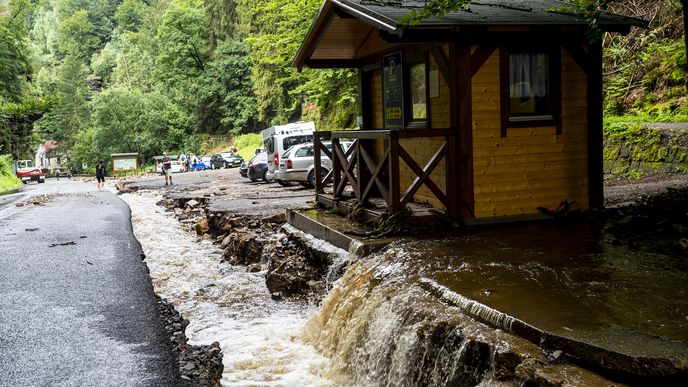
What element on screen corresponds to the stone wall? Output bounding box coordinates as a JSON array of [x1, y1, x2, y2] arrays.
[[603, 123, 688, 179]]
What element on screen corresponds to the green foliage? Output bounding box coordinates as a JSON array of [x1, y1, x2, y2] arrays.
[[0, 14, 30, 102], [0, 97, 52, 158], [197, 39, 256, 134], [399, 0, 471, 26], [0, 154, 22, 191], [58, 9, 100, 60], [231, 132, 262, 161], [605, 38, 688, 118], [115, 0, 146, 33], [239, 0, 322, 124]]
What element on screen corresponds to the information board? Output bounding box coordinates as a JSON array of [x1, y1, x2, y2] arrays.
[[383, 52, 404, 129], [113, 158, 137, 171]]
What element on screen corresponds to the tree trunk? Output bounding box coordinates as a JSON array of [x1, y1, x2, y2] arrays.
[[683, 0, 688, 73]]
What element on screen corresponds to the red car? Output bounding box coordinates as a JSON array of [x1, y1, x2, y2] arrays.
[[16, 160, 45, 184]]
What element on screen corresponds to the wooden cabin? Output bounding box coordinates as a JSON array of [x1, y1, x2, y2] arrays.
[[294, 0, 645, 222]]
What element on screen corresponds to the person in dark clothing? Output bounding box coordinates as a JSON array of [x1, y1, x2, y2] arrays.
[[95, 160, 106, 190], [162, 152, 172, 185]]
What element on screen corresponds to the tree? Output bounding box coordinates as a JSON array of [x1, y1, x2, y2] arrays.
[[0, 14, 30, 102], [115, 0, 147, 33], [197, 39, 257, 134], [57, 9, 99, 60], [681, 0, 688, 70]]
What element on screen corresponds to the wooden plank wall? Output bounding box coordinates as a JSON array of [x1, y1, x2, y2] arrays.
[[398, 51, 451, 208], [471, 47, 589, 218]]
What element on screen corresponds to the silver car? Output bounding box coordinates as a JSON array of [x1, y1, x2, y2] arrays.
[[274, 141, 351, 187]]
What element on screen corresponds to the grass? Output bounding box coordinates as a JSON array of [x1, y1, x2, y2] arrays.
[[605, 114, 688, 124], [0, 155, 22, 192], [203, 132, 264, 162]]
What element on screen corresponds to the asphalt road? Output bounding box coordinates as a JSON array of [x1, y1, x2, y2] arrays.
[[0, 180, 181, 386]]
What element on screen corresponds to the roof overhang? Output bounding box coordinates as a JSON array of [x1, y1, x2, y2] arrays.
[[293, 0, 648, 70]]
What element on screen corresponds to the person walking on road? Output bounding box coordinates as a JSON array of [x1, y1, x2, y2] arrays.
[[162, 152, 173, 185], [179, 153, 187, 173], [95, 160, 106, 190]]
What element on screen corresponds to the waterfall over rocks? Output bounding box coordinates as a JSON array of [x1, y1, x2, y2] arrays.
[[302, 248, 620, 386]]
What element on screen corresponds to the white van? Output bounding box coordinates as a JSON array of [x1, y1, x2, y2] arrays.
[[262, 121, 315, 182]]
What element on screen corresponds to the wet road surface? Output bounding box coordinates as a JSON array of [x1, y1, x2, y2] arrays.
[[0, 182, 180, 385]]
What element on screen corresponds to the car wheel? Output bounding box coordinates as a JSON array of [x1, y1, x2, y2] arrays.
[[308, 168, 326, 188], [262, 170, 268, 182], [277, 180, 292, 187], [38, 176, 46, 184]]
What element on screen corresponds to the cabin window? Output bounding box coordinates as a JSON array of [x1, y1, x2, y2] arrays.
[[409, 63, 427, 120], [509, 53, 549, 116], [500, 48, 561, 136]]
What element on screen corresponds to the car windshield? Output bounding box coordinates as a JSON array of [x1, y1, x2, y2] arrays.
[[17, 160, 33, 168], [221, 152, 236, 158]]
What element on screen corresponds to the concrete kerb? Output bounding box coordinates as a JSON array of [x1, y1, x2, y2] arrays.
[[286, 209, 390, 258]]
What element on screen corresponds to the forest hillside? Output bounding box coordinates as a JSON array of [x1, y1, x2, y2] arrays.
[[0, 0, 685, 171]]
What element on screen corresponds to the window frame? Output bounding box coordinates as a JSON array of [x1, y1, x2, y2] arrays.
[[499, 46, 562, 137], [404, 52, 430, 130]]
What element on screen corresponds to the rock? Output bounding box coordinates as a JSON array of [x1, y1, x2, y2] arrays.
[[202, 233, 212, 240], [228, 217, 244, 228], [246, 263, 262, 273], [262, 212, 286, 224], [265, 251, 322, 298], [186, 199, 200, 208], [195, 219, 209, 235], [174, 208, 183, 216], [225, 231, 263, 265], [271, 292, 282, 301], [15, 202, 24, 207], [220, 235, 232, 248]]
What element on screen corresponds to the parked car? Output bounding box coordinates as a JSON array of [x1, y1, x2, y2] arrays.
[[15, 160, 45, 184], [247, 151, 269, 182], [156, 160, 183, 175], [200, 156, 213, 169], [262, 121, 315, 182], [239, 161, 249, 178], [208, 154, 227, 169], [274, 141, 351, 187], [219, 152, 243, 168]]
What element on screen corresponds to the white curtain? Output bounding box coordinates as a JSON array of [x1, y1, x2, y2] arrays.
[[509, 53, 549, 98]]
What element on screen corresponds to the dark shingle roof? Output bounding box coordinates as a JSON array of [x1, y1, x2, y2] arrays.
[[339, 0, 647, 31]]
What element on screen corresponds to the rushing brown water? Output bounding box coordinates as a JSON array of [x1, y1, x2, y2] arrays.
[[303, 222, 688, 384]]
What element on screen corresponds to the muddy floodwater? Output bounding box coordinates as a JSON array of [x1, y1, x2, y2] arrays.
[[122, 193, 333, 386], [122, 189, 688, 385], [400, 223, 688, 358]]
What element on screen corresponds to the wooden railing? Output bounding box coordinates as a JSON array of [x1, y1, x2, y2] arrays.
[[314, 129, 456, 218]]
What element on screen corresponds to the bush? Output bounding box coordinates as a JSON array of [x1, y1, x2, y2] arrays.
[[0, 155, 21, 191]]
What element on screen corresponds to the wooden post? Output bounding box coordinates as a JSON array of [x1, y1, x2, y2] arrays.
[[332, 136, 341, 199], [455, 43, 475, 219], [314, 132, 323, 194], [446, 44, 460, 221], [588, 41, 604, 209], [388, 130, 400, 213]]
